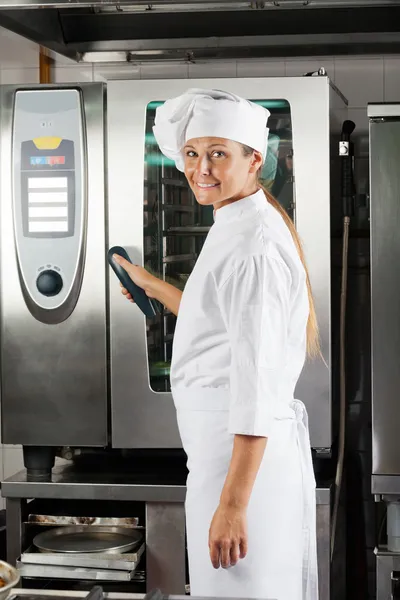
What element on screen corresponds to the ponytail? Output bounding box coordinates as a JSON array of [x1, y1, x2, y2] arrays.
[[240, 143, 320, 358], [259, 183, 320, 358]]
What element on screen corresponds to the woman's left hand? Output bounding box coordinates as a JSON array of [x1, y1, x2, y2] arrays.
[[208, 504, 248, 569]]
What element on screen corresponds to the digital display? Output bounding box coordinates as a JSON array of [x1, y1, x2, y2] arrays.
[[30, 156, 65, 166], [21, 138, 75, 239], [27, 176, 69, 234]]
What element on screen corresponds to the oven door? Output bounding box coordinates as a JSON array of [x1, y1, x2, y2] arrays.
[[107, 77, 333, 450]]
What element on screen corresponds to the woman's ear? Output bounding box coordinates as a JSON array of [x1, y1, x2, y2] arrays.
[[249, 151, 263, 174]]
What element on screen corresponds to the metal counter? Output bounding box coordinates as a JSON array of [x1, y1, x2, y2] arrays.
[[1, 466, 331, 598], [2, 464, 330, 502], [1, 465, 186, 502]]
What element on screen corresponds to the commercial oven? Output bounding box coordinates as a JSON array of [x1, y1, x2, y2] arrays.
[[0, 77, 345, 475]]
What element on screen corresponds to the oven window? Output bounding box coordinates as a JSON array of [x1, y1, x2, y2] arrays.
[[143, 99, 293, 392]]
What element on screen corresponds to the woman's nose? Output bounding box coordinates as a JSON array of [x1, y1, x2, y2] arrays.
[[197, 154, 211, 175]]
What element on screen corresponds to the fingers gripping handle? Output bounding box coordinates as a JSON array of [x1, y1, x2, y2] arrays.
[[108, 246, 158, 318]]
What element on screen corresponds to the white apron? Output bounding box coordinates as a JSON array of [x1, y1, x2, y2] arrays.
[[174, 387, 318, 600]]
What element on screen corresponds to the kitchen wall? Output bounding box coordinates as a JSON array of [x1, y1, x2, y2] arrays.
[[0, 23, 395, 597]]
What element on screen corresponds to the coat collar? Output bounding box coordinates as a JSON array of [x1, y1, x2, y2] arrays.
[[213, 188, 267, 224]]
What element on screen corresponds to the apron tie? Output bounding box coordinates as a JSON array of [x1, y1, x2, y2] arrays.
[[290, 399, 319, 600]]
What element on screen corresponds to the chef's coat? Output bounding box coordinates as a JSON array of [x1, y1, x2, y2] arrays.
[[171, 188, 309, 435]]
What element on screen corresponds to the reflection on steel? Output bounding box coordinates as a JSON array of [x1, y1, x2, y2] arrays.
[[0, 0, 396, 9], [28, 515, 139, 527]]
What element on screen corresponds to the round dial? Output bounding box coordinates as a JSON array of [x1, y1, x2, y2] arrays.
[[36, 270, 63, 297]]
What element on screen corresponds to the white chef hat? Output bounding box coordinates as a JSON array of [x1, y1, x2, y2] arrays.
[[152, 88, 270, 172]]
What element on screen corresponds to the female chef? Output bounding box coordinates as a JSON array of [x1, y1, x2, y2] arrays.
[[113, 89, 319, 600]]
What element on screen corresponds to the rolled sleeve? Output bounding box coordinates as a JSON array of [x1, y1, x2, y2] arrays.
[[218, 254, 291, 437]]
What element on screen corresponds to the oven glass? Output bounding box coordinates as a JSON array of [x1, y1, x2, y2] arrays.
[[143, 99, 294, 392]]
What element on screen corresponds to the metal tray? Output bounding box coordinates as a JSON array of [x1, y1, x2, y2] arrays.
[[27, 516, 139, 528], [20, 544, 145, 571], [16, 562, 145, 582], [33, 527, 143, 555]]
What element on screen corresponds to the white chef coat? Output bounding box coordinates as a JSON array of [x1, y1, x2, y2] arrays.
[[171, 189, 318, 600]]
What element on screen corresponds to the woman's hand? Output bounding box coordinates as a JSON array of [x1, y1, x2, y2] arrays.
[[113, 254, 158, 301], [208, 504, 248, 569], [113, 253, 182, 317]]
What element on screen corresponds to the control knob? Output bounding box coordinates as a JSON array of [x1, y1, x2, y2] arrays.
[[36, 269, 63, 297]]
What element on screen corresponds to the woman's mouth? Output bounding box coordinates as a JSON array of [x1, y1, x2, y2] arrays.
[[196, 182, 220, 189]]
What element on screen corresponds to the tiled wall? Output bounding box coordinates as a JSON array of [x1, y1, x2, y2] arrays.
[[1, 26, 400, 145]]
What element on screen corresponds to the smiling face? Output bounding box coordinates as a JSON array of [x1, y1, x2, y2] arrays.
[[183, 137, 263, 210]]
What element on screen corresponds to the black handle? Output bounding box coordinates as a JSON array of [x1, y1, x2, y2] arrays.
[[143, 589, 164, 600], [85, 586, 104, 600], [108, 246, 158, 319]]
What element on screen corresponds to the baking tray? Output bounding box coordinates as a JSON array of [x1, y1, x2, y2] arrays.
[[16, 562, 145, 582], [20, 544, 145, 571], [27, 516, 139, 528], [33, 527, 143, 554]]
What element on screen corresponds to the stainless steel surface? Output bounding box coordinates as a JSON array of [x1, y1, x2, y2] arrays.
[[33, 526, 142, 554], [8, 591, 276, 600], [369, 104, 400, 484], [0, 561, 20, 600], [372, 476, 400, 496], [0, 83, 108, 447], [376, 547, 400, 600], [368, 103, 400, 119], [0, 0, 396, 8], [9, 592, 275, 600], [9, 592, 147, 600], [15, 562, 144, 582], [2, 466, 330, 503], [73, 32, 400, 55], [6, 498, 27, 569], [60, 31, 400, 58], [0, 1, 400, 64], [145, 503, 186, 594], [27, 515, 139, 528], [1, 466, 187, 502], [10, 592, 146, 600], [21, 544, 144, 570], [108, 76, 341, 450], [316, 500, 331, 600], [316, 487, 331, 504]]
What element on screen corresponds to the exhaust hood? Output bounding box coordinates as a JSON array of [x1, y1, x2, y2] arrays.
[[0, 0, 399, 62]]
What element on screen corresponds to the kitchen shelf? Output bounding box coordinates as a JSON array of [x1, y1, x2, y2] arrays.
[[163, 204, 196, 213], [163, 253, 197, 264], [161, 178, 188, 188], [165, 226, 211, 235]]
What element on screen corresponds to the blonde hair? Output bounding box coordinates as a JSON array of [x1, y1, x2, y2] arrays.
[[260, 184, 320, 358], [240, 144, 320, 358]]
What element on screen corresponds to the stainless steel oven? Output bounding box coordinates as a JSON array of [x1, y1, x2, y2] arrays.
[[0, 76, 345, 472]]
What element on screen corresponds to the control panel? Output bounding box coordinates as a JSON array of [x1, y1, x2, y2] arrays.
[[12, 89, 86, 320]]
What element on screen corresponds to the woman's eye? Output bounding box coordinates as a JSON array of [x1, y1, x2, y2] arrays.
[[212, 151, 225, 158], [186, 150, 196, 157]]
